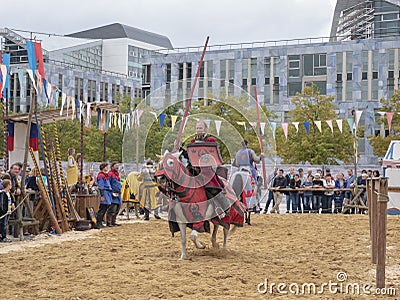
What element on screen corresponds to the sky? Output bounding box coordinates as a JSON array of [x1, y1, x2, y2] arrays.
[[3, 0, 337, 48]]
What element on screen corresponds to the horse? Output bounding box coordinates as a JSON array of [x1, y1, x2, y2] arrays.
[[229, 167, 258, 225], [156, 152, 245, 260]]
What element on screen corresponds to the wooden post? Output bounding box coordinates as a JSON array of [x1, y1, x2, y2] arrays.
[[376, 177, 388, 289], [103, 132, 107, 162], [370, 178, 379, 264]]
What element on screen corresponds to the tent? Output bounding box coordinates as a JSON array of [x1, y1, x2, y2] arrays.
[[382, 140, 400, 215]]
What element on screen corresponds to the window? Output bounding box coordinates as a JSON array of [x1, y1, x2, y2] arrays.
[[178, 63, 184, 80], [288, 82, 302, 96], [372, 71, 378, 79], [337, 74, 342, 82], [362, 72, 368, 80], [347, 73, 353, 81], [166, 64, 171, 83], [302, 53, 326, 76]]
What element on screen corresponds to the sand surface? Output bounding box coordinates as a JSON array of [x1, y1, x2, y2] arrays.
[[0, 214, 399, 299]]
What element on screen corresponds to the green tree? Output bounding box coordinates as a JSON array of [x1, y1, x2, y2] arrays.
[[277, 85, 353, 164], [369, 90, 400, 158]]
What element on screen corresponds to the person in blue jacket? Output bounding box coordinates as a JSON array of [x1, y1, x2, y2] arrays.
[[95, 162, 112, 229], [107, 162, 122, 227]]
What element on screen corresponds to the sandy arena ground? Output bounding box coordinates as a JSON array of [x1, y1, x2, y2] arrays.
[[0, 214, 399, 300]]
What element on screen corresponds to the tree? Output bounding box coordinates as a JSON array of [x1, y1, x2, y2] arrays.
[[369, 90, 400, 158], [277, 85, 353, 164]]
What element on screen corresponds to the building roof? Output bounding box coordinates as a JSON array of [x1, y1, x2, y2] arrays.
[[330, 0, 365, 40], [66, 23, 173, 49]]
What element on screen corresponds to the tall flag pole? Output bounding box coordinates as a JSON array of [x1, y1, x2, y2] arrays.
[[173, 36, 209, 152], [253, 86, 267, 188]]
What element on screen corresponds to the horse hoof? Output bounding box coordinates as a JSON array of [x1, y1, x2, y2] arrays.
[[179, 255, 187, 260], [211, 241, 219, 249]]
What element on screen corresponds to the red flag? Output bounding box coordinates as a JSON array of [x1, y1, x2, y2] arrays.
[[386, 112, 395, 132], [34, 41, 45, 79]]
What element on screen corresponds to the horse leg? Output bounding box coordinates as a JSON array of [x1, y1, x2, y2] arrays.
[[222, 227, 229, 249], [230, 224, 237, 235], [211, 224, 219, 249], [246, 210, 252, 226], [178, 222, 187, 260], [190, 229, 206, 249]]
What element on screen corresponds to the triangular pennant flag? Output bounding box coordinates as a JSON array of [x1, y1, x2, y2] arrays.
[[171, 115, 178, 130], [204, 119, 211, 129], [136, 109, 144, 127], [303, 122, 310, 134], [314, 120, 322, 133], [182, 117, 188, 132], [71, 97, 76, 120], [271, 122, 277, 138], [377, 112, 385, 117], [159, 113, 167, 129], [292, 122, 299, 133], [27, 69, 38, 93], [237, 121, 246, 130], [60, 92, 67, 116], [336, 119, 343, 133], [149, 111, 157, 119], [33, 41, 46, 79], [0, 65, 7, 95], [215, 120, 222, 136], [249, 121, 257, 128], [17, 69, 25, 100], [369, 111, 375, 122], [260, 122, 266, 135], [85, 103, 92, 128], [355, 110, 363, 127], [67, 96, 71, 117], [326, 120, 334, 134], [347, 118, 354, 133], [386, 112, 395, 132], [281, 122, 289, 139]]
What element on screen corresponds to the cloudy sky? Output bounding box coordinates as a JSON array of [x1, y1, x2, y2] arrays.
[[4, 0, 337, 47]]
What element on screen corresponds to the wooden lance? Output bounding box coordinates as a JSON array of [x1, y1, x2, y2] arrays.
[[173, 36, 209, 152], [253, 86, 267, 188]]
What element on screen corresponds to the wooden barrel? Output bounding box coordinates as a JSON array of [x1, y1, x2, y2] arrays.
[[74, 194, 99, 220]]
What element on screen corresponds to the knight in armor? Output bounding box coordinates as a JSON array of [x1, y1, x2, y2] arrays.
[[233, 140, 264, 182]]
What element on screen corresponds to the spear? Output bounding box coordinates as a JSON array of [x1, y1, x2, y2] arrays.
[[253, 86, 267, 188], [173, 36, 209, 152]]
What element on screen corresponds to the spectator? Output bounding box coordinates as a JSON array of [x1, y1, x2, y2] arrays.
[[323, 174, 335, 214], [94, 163, 112, 229], [270, 169, 287, 214], [0, 179, 14, 242], [289, 174, 302, 213], [334, 173, 347, 213], [312, 173, 324, 213], [298, 168, 307, 213], [302, 175, 313, 213], [263, 166, 278, 214], [285, 167, 295, 213], [108, 162, 122, 226], [372, 170, 380, 178]]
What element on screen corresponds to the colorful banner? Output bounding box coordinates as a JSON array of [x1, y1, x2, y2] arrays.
[[260, 122, 266, 135], [271, 122, 277, 138], [347, 118, 354, 134]]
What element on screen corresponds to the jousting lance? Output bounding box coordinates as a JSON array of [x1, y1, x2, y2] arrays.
[[253, 86, 267, 188], [173, 36, 209, 152]]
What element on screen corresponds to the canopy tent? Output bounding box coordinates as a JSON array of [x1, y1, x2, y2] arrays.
[[382, 140, 400, 215]]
